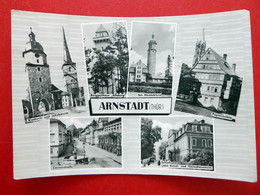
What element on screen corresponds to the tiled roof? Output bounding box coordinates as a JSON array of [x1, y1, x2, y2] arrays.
[[209, 48, 238, 76]]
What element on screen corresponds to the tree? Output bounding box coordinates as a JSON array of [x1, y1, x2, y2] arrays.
[[141, 118, 162, 160], [158, 141, 168, 160], [88, 23, 129, 95], [165, 55, 173, 82]]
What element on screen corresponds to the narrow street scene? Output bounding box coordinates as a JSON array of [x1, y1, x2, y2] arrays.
[[50, 117, 122, 170]]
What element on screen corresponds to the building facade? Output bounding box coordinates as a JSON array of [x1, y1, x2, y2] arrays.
[[98, 117, 122, 156], [166, 119, 213, 162], [79, 117, 122, 156], [129, 60, 148, 82], [50, 118, 68, 158], [191, 39, 242, 115]]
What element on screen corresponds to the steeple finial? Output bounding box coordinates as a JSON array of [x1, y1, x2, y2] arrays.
[[29, 27, 36, 42], [62, 27, 72, 63]]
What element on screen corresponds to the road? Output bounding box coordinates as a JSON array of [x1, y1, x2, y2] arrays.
[[51, 138, 121, 169]]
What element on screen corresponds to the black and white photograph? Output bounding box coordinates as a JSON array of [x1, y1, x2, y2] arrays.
[[82, 21, 129, 97], [128, 21, 176, 97], [141, 116, 214, 171], [15, 24, 87, 123], [50, 117, 122, 170], [174, 28, 243, 122]]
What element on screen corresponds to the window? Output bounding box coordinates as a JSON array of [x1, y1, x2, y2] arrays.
[[208, 140, 213, 147], [36, 59, 39, 63], [192, 125, 197, 131], [207, 86, 210, 91], [39, 78, 42, 82], [202, 139, 207, 147], [37, 67, 41, 71], [50, 147, 53, 154], [192, 138, 197, 146], [210, 97, 214, 103], [69, 67, 71, 72], [204, 97, 208, 102], [214, 87, 218, 92], [203, 65, 206, 69]]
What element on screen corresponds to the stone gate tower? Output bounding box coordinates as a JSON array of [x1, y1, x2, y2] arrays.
[[147, 34, 157, 78], [23, 28, 53, 115]]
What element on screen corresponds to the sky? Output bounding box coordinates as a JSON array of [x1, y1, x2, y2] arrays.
[[55, 117, 99, 129], [130, 21, 176, 75]]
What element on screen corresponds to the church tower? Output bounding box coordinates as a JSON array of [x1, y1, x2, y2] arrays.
[[93, 24, 112, 50], [62, 27, 79, 107], [147, 34, 157, 78], [193, 29, 206, 67], [23, 28, 53, 115]]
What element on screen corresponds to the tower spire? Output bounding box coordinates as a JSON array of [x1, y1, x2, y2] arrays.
[[62, 27, 72, 63]]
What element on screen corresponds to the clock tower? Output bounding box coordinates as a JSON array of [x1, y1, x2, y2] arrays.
[[23, 28, 53, 115]]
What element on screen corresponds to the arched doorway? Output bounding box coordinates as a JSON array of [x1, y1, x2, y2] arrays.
[[38, 99, 49, 112]]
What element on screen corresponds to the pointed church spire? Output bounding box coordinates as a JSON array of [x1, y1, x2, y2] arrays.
[[62, 27, 72, 63]]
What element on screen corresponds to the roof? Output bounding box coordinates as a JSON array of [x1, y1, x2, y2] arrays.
[[67, 124, 77, 131], [209, 48, 238, 76], [50, 118, 66, 128], [168, 129, 178, 138], [129, 60, 148, 73], [51, 84, 63, 93], [193, 48, 238, 76], [188, 119, 212, 126], [96, 24, 107, 33]]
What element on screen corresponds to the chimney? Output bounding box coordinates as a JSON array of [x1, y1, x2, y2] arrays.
[[223, 54, 227, 61], [233, 63, 236, 71]]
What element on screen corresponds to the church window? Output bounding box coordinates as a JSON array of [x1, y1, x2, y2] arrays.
[[202, 139, 207, 147], [37, 67, 41, 71], [39, 78, 42, 82], [208, 140, 213, 147], [192, 138, 197, 146]]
